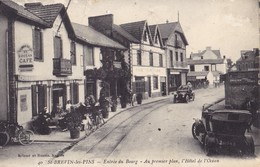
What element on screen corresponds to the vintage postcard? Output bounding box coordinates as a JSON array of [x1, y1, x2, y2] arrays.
[[0, 0, 259, 167]]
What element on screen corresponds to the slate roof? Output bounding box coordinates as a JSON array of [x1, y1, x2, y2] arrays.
[[149, 25, 157, 39], [72, 22, 126, 50], [112, 24, 139, 43], [157, 22, 188, 45], [120, 20, 147, 41], [0, 0, 49, 27], [25, 3, 63, 25], [186, 58, 224, 65], [190, 49, 221, 59], [157, 22, 178, 39], [237, 50, 258, 62], [25, 3, 75, 37]]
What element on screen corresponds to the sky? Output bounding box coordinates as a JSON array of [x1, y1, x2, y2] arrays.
[[16, 0, 259, 62]]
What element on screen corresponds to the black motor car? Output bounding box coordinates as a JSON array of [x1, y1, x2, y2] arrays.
[[173, 85, 195, 103], [192, 104, 254, 156]]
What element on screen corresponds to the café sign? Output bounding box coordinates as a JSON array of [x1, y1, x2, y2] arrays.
[[18, 45, 34, 72]]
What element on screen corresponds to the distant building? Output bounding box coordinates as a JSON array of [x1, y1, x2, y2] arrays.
[[236, 48, 259, 71], [186, 47, 227, 88]]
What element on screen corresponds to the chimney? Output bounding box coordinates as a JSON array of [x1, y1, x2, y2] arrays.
[[253, 48, 259, 56], [206, 46, 211, 51], [166, 19, 169, 23], [223, 55, 226, 59], [24, 2, 43, 8], [88, 14, 114, 37]]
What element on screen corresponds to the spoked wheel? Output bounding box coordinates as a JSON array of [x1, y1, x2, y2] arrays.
[[18, 130, 34, 145], [204, 135, 214, 156], [191, 123, 198, 140], [0, 132, 10, 146]]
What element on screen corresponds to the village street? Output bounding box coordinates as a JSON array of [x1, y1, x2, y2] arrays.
[[1, 86, 259, 167]]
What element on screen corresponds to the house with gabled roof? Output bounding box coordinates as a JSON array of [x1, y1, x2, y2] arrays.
[[186, 47, 228, 88], [0, 1, 126, 125], [236, 48, 259, 71], [89, 14, 167, 99], [0, 1, 86, 124], [157, 21, 189, 93], [72, 22, 127, 100]]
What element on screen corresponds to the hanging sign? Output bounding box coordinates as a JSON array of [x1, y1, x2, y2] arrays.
[[18, 45, 34, 72]]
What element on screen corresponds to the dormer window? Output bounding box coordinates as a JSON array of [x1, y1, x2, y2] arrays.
[[155, 35, 158, 44], [143, 30, 147, 42]]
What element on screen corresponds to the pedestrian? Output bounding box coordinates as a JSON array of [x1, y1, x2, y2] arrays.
[[32, 107, 51, 135], [66, 100, 72, 113]]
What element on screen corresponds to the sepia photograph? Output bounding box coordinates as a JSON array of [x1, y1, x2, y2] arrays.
[[0, 0, 259, 167]]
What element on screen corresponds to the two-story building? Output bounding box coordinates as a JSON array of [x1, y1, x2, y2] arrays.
[[72, 22, 126, 100], [0, 1, 89, 124], [186, 47, 228, 88], [88, 14, 167, 99], [157, 21, 189, 93], [236, 48, 259, 71]]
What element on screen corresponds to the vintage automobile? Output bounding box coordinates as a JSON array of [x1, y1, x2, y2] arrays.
[[173, 85, 195, 103], [192, 104, 255, 156]]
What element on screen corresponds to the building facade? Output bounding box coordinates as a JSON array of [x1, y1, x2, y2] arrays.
[[88, 14, 167, 99], [157, 22, 189, 93], [186, 47, 228, 88], [236, 48, 259, 71]]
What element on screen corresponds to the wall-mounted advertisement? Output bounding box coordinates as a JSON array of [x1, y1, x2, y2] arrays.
[[18, 45, 34, 72]]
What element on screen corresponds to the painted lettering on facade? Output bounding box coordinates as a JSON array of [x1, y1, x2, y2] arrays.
[[18, 45, 34, 72]]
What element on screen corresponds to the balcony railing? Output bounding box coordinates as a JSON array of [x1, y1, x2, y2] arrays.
[[53, 58, 72, 76]]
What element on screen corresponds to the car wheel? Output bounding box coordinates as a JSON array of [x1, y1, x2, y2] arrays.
[[192, 123, 198, 140]]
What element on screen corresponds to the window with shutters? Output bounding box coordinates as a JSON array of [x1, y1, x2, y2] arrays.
[[31, 84, 47, 117], [175, 52, 179, 61], [153, 76, 158, 89], [137, 50, 142, 66], [170, 50, 173, 67], [149, 52, 153, 66], [54, 36, 63, 58], [83, 45, 94, 66], [159, 54, 163, 67], [33, 28, 43, 61], [70, 41, 76, 65], [70, 83, 79, 105]]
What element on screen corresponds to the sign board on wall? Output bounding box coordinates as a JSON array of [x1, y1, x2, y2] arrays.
[[18, 45, 34, 72], [20, 94, 28, 112]]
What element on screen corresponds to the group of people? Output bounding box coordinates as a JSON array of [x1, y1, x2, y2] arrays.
[[31, 95, 108, 135], [31, 100, 75, 135]]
